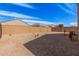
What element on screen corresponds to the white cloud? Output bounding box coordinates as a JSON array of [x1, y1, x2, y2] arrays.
[[0, 10, 69, 26], [22, 19, 55, 25], [70, 22, 77, 26], [57, 4, 76, 16], [13, 3, 35, 9], [0, 10, 56, 25], [65, 3, 73, 10], [0, 10, 40, 20], [65, 3, 77, 13]]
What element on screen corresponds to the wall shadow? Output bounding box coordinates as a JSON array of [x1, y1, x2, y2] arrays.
[[24, 34, 79, 56]]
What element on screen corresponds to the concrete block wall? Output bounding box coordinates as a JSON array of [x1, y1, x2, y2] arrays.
[[2, 25, 51, 35]]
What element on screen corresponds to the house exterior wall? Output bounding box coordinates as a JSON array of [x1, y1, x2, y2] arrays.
[[51, 27, 77, 32]]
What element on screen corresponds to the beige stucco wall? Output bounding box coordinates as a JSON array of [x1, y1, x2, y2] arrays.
[[2, 25, 51, 35]]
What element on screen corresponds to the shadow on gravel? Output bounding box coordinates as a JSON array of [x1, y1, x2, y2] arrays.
[[24, 34, 79, 56]]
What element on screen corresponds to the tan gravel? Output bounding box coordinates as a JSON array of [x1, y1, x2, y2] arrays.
[[0, 39, 33, 56]]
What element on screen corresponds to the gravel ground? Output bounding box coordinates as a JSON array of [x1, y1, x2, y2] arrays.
[[24, 34, 79, 56], [0, 33, 79, 56]]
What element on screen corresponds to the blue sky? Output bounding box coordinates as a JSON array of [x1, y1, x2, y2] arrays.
[[0, 3, 77, 26]]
